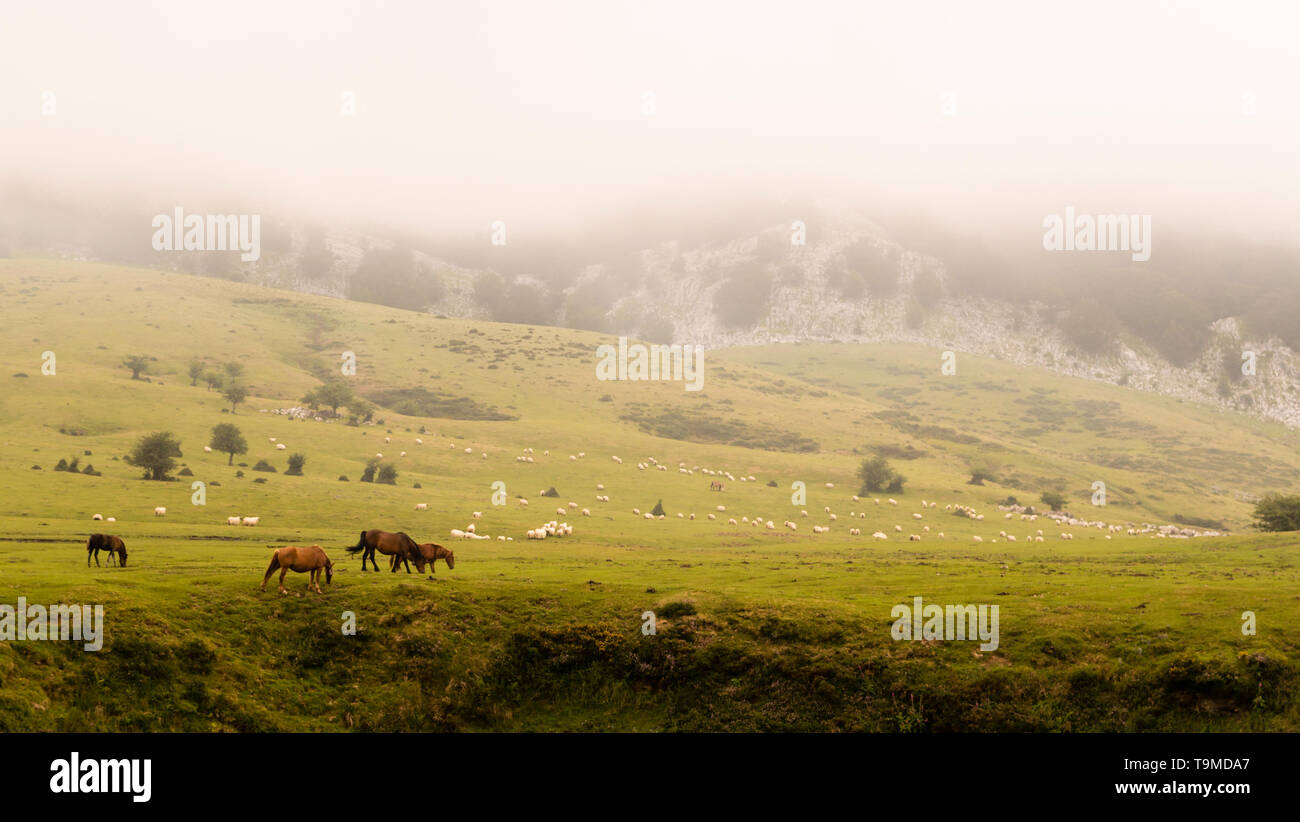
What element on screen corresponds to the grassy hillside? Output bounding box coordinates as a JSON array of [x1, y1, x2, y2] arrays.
[[1, 258, 1297, 731]]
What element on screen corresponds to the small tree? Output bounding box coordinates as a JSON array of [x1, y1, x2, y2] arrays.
[[360, 458, 379, 483], [1040, 491, 1067, 511], [1253, 494, 1300, 532], [857, 456, 897, 494], [650, 499, 666, 517], [223, 383, 248, 413], [349, 398, 376, 424], [314, 381, 355, 416], [209, 423, 247, 465], [123, 354, 150, 380], [125, 431, 182, 480], [224, 362, 244, 379], [202, 370, 225, 392], [377, 463, 398, 485], [286, 452, 306, 476], [187, 359, 205, 386]]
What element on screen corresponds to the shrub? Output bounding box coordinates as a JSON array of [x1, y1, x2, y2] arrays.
[[651, 499, 666, 517], [360, 459, 378, 483], [541, 487, 560, 498], [252, 460, 276, 472], [178, 467, 193, 476], [338, 475, 349, 482], [285, 453, 306, 476], [1252, 494, 1300, 532], [377, 463, 398, 485], [857, 456, 903, 494], [659, 601, 697, 619], [1040, 491, 1067, 511]]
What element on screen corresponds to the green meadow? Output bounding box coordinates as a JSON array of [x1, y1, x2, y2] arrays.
[[1, 258, 1296, 731]]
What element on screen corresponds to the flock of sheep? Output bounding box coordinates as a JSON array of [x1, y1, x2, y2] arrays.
[[95, 437, 1211, 552]]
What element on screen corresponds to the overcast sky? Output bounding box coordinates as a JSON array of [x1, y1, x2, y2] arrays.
[[2, 0, 1297, 243]]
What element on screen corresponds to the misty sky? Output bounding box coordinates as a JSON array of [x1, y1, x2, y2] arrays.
[[2, 0, 1297, 243]]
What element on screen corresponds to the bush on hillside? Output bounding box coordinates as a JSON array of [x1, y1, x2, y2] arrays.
[[857, 456, 904, 494], [1040, 491, 1067, 511], [1253, 495, 1300, 532]]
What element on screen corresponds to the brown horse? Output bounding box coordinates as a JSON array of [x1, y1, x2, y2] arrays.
[[345, 529, 420, 573], [414, 542, 455, 575], [87, 534, 127, 567], [261, 545, 333, 594]]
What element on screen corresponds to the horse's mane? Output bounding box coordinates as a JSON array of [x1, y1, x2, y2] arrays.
[[396, 532, 420, 556]]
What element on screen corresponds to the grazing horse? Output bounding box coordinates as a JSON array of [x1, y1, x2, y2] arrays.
[[345, 529, 420, 573], [86, 534, 127, 567], [261, 545, 333, 594], [414, 542, 455, 575]]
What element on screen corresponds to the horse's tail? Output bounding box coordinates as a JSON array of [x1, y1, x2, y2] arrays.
[[345, 530, 368, 554], [264, 552, 280, 574]]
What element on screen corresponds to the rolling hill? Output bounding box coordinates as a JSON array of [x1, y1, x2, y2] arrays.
[[1, 257, 1297, 731]]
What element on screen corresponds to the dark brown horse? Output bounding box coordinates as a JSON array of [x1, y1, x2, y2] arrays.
[[414, 542, 455, 575], [87, 534, 127, 567], [261, 545, 333, 594], [345, 529, 420, 572]]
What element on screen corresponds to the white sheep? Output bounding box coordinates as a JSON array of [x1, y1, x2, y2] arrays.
[[154, 507, 166, 517], [242, 516, 259, 526], [92, 513, 103, 521], [276, 443, 287, 450], [415, 503, 429, 511], [227, 516, 241, 525]]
